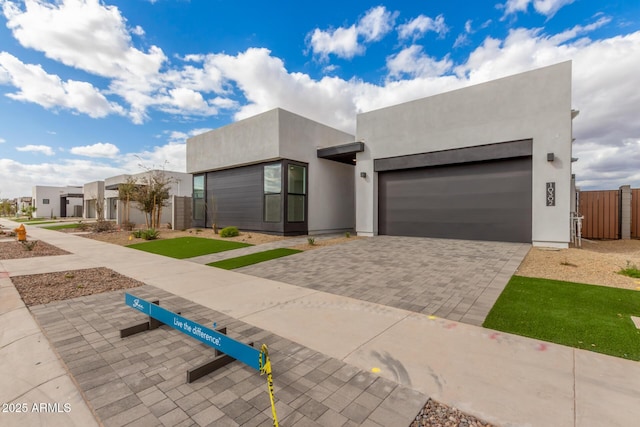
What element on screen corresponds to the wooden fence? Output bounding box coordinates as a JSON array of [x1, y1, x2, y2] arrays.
[[578, 187, 640, 240], [632, 189, 640, 239], [578, 190, 620, 239]]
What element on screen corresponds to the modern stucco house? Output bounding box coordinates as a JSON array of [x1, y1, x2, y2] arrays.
[[32, 185, 83, 218], [187, 61, 575, 247], [187, 110, 356, 235], [101, 170, 192, 227]]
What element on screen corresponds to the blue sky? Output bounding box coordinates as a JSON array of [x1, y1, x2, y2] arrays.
[[1, 0, 639, 198]]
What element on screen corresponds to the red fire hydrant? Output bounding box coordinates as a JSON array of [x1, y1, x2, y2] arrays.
[[14, 224, 27, 242]]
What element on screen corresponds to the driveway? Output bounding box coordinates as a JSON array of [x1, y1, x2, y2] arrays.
[[237, 236, 530, 326]]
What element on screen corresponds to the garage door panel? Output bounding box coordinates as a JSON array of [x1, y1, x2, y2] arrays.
[[379, 157, 532, 243]]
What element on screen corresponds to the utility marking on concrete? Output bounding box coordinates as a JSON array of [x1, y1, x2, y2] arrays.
[[428, 315, 437, 320], [444, 323, 457, 329], [536, 343, 548, 352], [371, 367, 381, 373], [489, 333, 500, 340], [631, 316, 640, 329]]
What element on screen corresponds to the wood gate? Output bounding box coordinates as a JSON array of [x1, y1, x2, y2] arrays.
[[632, 189, 640, 239], [578, 190, 620, 239]]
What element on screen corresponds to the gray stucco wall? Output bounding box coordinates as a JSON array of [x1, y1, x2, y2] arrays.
[[356, 61, 573, 247], [277, 110, 356, 234], [187, 109, 281, 174], [187, 108, 356, 235]]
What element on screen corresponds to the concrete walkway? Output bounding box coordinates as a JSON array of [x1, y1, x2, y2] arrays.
[[1, 219, 639, 426]]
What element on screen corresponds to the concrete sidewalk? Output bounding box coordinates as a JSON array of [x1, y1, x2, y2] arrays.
[[1, 219, 639, 426]]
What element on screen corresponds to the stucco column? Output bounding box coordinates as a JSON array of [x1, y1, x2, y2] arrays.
[[620, 185, 631, 240]]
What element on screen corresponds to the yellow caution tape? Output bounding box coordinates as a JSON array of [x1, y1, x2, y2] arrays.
[[259, 344, 279, 427]]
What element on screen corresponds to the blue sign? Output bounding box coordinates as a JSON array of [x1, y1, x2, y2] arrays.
[[125, 293, 261, 370]]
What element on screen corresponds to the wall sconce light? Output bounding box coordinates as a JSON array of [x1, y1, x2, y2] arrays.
[[547, 153, 555, 162], [360, 172, 367, 178]]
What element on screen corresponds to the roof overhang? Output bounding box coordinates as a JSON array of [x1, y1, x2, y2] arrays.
[[60, 193, 83, 198], [317, 142, 364, 165]]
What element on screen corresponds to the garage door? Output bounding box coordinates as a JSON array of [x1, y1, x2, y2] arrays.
[[378, 157, 532, 242]]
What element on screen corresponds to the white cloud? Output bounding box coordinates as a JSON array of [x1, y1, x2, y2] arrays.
[[0, 157, 124, 198], [16, 145, 55, 156], [2, 0, 165, 81], [0, 138, 5, 144], [500, 0, 576, 18], [0, 0, 231, 124], [550, 16, 611, 44], [532, 0, 576, 17], [307, 25, 362, 60], [398, 14, 448, 41], [70, 142, 120, 158], [306, 6, 397, 59], [0, 52, 125, 118], [465, 20, 473, 33], [386, 45, 453, 79], [358, 6, 397, 42]]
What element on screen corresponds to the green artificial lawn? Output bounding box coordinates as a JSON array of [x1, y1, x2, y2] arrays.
[[13, 217, 44, 222], [207, 248, 302, 270], [24, 220, 58, 225], [43, 223, 82, 230], [483, 276, 640, 360], [127, 237, 252, 259]]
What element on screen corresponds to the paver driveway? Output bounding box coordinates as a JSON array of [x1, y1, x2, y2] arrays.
[[237, 236, 530, 326]]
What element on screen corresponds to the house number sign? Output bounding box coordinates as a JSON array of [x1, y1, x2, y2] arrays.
[[546, 182, 556, 206]]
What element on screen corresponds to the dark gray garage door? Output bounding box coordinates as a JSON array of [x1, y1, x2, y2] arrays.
[[378, 157, 532, 242]]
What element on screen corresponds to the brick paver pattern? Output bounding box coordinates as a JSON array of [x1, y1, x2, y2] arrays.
[[31, 285, 426, 427], [235, 236, 530, 326]]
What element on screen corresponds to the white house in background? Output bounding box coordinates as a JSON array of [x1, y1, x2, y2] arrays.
[[101, 170, 192, 228], [187, 61, 576, 247], [17, 196, 32, 213], [32, 186, 83, 218]]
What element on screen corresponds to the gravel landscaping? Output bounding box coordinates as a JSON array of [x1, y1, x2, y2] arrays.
[[12, 267, 144, 306], [517, 239, 640, 289], [0, 240, 69, 260]]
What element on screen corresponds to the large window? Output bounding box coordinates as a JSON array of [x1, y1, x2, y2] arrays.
[[287, 164, 306, 222], [264, 164, 282, 222], [193, 174, 205, 221]]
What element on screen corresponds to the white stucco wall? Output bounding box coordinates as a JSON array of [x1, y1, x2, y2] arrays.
[[32, 186, 83, 218], [83, 181, 105, 219], [356, 61, 573, 247], [104, 170, 192, 227]]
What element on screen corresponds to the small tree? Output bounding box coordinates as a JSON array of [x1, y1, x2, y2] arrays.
[[118, 177, 137, 226], [133, 169, 173, 229]]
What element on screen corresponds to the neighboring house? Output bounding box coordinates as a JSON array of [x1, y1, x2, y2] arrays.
[[17, 196, 32, 213], [187, 61, 575, 247], [32, 186, 83, 218], [187, 108, 356, 235], [103, 170, 192, 227], [83, 180, 107, 219]]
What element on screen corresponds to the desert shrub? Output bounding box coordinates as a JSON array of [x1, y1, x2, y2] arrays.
[[307, 237, 316, 245], [220, 226, 239, 238], [92, 220, 115, 233], [345, 232, 351, 238], [143, 228, 160, 240], [21, 240, 38, 251], [618, 261, 640, 278], [132, 229, 144, 238], [121, 221, 135, 231]]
